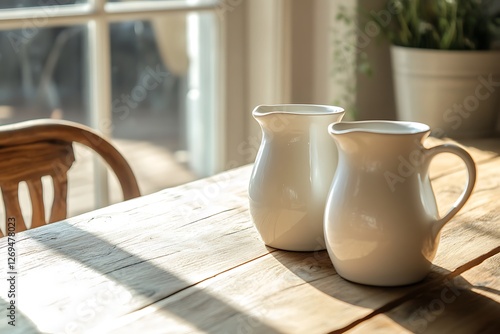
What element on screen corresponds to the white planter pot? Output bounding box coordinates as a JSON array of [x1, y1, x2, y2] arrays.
[[391, 46, 500, 138]]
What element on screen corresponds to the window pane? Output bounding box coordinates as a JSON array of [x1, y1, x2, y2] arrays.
[[0, 13, 218, 220], [110, 13, 209, 196], [107, 0, 213, 3], [0, 26, 88, 124], [0, 0, 86, 9], [0, 25, 91, 222], [110, 20, 182, 144], [108, 0, 167, 2]]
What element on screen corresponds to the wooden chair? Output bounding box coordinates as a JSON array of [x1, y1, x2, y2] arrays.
[[0, 119, 141, 236]]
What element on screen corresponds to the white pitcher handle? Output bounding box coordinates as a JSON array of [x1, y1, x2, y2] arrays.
[[426, 144, 476, 234]]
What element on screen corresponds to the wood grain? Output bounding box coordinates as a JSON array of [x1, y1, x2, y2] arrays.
[[0, 139, 498, 334], [0, 119, 140, 236], [344, 141, 500, 333], [425, 136, 498, 180], [27, 178, 45, 229], [429, 157, 500, 271], [346, 253, 500, 334]]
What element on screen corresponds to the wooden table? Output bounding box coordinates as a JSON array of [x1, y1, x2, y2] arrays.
[[1, 138, 499, 334]]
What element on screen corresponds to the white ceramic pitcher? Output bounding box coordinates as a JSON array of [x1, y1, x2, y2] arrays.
[[324, 121, 476, 286], [248, 104, 344, 251]]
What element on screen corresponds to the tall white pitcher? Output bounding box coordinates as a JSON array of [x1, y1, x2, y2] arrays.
[[249, 104, 344, 251]]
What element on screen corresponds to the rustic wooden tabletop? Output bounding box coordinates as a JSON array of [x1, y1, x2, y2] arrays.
[[1, 137, 499, 333]]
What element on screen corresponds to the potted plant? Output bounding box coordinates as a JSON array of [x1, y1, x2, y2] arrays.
[[374, 0, 500, 137]]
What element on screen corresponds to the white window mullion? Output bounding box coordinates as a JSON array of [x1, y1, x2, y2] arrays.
[[186, 12, 221, 176], [0, 4, 92, 29], [105, 0, 217, 14], [88, 0, 111, 208]]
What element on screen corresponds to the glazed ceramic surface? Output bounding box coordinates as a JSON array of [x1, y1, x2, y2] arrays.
[[324, 121, 476, 286], [249, 104, 344, 251]]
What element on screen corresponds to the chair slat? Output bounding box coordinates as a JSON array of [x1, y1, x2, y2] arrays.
[[2, 183, 28, 233], [27, 179, 46, 229], [50, 173, 68, 223], [0, 119, 140, 235]]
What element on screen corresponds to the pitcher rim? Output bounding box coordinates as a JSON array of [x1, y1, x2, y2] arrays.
[[329, 120, 430, 135], [253, 104, 345, 117]]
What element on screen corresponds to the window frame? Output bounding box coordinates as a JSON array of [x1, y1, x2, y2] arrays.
[[0, 0, 223, 207], [0, 0, 298, 209]]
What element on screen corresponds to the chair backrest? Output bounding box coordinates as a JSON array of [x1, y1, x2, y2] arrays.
[[0, 119, 140, 236]]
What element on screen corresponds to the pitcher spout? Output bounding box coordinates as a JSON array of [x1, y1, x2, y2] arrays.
[[328, 121, 431, 154], [253, 104, 344, 118], [253, 104, 344, 132], [329, 120, 431, 137]]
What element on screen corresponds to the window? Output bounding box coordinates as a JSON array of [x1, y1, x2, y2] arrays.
[[0, 0, 221, 216]]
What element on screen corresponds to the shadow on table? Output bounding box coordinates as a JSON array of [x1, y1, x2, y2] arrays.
[[0, 298, 42, 334], [26, 222, 285, 334], [457, 137, 500, 155], [269, 250, 500, 333], [371, 276, 500, 334]]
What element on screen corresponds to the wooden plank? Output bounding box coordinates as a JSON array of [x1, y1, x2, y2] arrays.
[[457, 137, 500, 155], [2, 165, 413, 334], [81, 157, 500, 333], [92, 154, 500, 333], [340, 151, 500, 333], [429, 157, 500, 271], [88, 246, 500, 334], [460, 253, 500, 307], [1, 140, 498, 334], [1, 166, 272, 333], [6, 210, 269, 333], [89, 250, 413, 334], [346, 254, 500, 334]]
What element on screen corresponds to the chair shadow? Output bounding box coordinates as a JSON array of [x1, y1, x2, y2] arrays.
[[269, 249, 500, 333], [22, 222, 285, 334]]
